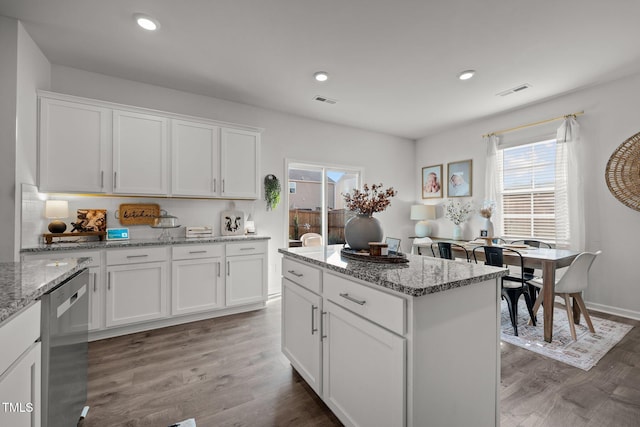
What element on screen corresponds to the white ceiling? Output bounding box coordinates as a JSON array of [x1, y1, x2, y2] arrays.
[[2, 0, 640, 139]]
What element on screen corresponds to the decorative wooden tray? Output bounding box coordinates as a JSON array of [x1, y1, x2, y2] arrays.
[[340, 248, 409, 263], [43, 231, 106, 244], [116, 203, 160, 225]]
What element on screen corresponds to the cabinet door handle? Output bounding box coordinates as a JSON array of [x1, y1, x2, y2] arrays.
[[189, 250, 207, 254], [227, 261, 230, 276], [213, 178, 217, 192], [311, 305, 318, 335], [93, 272, 97, 292], [126, 254, 149, 259], [107, 272, 111, 290], [339, 292, 366, 306], [217, 261, 221, 277], [113, 171, 117, 189], [321, 311, 327, 340], [240, 247, 255, 251], [222, 179, 225, 193], [100, 171, 104, 188], [287, 270, 303, 278]]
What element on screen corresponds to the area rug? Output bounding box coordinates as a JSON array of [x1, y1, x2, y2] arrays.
[[500, 299, 633, 371]]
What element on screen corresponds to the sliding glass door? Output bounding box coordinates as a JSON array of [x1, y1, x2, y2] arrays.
[[286, 161, 361, 247]]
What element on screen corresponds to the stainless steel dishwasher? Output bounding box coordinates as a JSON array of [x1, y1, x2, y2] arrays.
[[41, 268, 89, 427]]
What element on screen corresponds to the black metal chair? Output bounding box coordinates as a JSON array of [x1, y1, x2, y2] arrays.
[[473, 246, 537, 336], [431, 242, 470, 262], [509, 239, 553, 299]]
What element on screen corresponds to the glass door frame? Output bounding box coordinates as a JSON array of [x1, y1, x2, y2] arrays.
[[284, 158, 363, 247]]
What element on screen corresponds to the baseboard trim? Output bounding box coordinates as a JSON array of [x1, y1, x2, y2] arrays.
[[585, 301, 640, 321]]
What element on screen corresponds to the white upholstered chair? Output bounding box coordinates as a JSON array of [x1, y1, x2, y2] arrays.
[[300, 233, 323, 247], [528, 250, 601, 340]]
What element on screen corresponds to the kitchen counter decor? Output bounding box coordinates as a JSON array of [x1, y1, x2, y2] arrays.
[[342, 183, 397, 250], [340, 247, 408, 264]]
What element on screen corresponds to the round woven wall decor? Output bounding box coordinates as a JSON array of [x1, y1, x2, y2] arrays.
[[605, 131, 640, 211]]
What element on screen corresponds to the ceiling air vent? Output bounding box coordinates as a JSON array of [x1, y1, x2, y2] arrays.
[[496, 83, 531, 97], [313, 95, 337, 104]]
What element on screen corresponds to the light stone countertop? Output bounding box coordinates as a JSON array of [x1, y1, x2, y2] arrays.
[[0, 257, 92, 323], [21, 235, 270, 253], [279, 245, 508, 297]]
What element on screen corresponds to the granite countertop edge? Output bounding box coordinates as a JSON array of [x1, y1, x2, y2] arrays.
[[279, 249, 507, 297], [0, 257, 93, 324], [21, 235, 271, 253]]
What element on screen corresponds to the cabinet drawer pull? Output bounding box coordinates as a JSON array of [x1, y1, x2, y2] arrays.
[[189, 250, 207, 254], [339, 292, 366, 306], [287, 270, 303, 278], [240, 247, 255, 251], [311, 305, 318, 335], [126, 254, 149, 259], [321, 311, 327, 340]]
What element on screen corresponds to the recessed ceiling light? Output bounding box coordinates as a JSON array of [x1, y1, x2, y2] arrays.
[[134, 13, 160, 31], [314, 71, 329, 82], [458, 70, 476, 80]]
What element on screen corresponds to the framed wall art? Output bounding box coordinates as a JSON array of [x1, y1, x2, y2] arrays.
[[221, 210, 244, 236], [447, 159, 472, 197], [422, 164, 443, 199]]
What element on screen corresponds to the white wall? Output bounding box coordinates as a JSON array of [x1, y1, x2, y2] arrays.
[[0, 17, 18, 262], [416, 72, 640, 319], [15, 22, 51, 259], [49, 65, 416, 294]]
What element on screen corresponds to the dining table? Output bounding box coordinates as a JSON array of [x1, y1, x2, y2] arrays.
[[424, 238, 581, 343]]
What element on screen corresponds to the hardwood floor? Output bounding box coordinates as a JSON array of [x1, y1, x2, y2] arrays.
[[84, 298, 640, 427]]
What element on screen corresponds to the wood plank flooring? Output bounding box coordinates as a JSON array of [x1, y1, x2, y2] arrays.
[[84, 298, 640, 427]]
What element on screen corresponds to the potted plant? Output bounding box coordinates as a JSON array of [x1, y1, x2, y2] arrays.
[[342, 183, 397, 250], [444, 199, 474, 240]]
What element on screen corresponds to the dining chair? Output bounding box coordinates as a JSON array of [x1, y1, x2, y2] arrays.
[[528, 250, 601, 340], [300, 232, 323, 247], [509, 239, 553, 299], [412, 237, 433, 255], [432, 241, 470, 262], [473, 245, 536, 336]]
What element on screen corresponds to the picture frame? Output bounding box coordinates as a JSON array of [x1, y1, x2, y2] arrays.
[[220, 210, 244, 236], [385, 237, 401, 254], [422, 164, 443, 199], [447, 159, 473, 197]]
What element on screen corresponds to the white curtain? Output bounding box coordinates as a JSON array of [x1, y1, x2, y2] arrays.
[[555, 116, 585, 250], [484, 134, 502, 236]]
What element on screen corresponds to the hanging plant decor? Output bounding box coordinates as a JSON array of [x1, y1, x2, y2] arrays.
[[264, 174, 281, 211]]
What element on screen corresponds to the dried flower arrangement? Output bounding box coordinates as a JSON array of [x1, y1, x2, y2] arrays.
[[479, 200, 496, 219], [343, 183, 398, 216], [445, 199, 474, 225]]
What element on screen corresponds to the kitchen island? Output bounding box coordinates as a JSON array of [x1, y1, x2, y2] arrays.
[[279, 245, 508, 427]]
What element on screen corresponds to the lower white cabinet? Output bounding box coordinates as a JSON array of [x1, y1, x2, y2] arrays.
[[225, 242, 267, 307], [172, 258, 224, 315], [0, 342, 41, 427], [322, 300, 405, 427], [106, 261, 168, 328], [281, 278, 322, 395]]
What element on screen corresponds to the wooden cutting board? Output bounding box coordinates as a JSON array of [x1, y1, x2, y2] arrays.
[[117, 203, 160, 225]]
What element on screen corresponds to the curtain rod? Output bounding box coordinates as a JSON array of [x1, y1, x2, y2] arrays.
[[482, 110, 584, 138]]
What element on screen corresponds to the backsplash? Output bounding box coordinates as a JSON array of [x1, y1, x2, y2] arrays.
[[21, 185, 260, 247]]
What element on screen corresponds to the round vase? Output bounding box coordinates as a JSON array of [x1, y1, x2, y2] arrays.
[[452, 224, 462, 241], [344, 214, 383, 251], [481, 218, 494, 237]]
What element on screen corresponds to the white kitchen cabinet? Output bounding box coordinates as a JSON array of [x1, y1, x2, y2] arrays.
[[322, 300, 405, 427], [172, 119, 220, 197], [38, 96, 110, 193], [225, 242, 267, 307], [113, 110, 168, 195], [0, 302, 41, 427], [106, 247, 168, 327], [220, 128, 260, 199], [171, 244, 224, 315]]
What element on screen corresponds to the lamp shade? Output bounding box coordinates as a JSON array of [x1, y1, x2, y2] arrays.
[[45, 200, 69, 219], [410, 204, 436, 220]]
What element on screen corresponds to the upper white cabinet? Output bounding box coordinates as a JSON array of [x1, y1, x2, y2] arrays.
[[113, 110, 168, 195], [172, 119, 220, 197], [37, 91, 261, 199], [38, 97, 110, 193], [221, 128, 260, 199]]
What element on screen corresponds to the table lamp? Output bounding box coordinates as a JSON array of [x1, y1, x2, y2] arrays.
[[410, 204, 436, 237], [45, 200, 69, 233]]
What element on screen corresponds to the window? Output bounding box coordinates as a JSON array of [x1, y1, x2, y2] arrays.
[[499, 139, 557, 241]]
